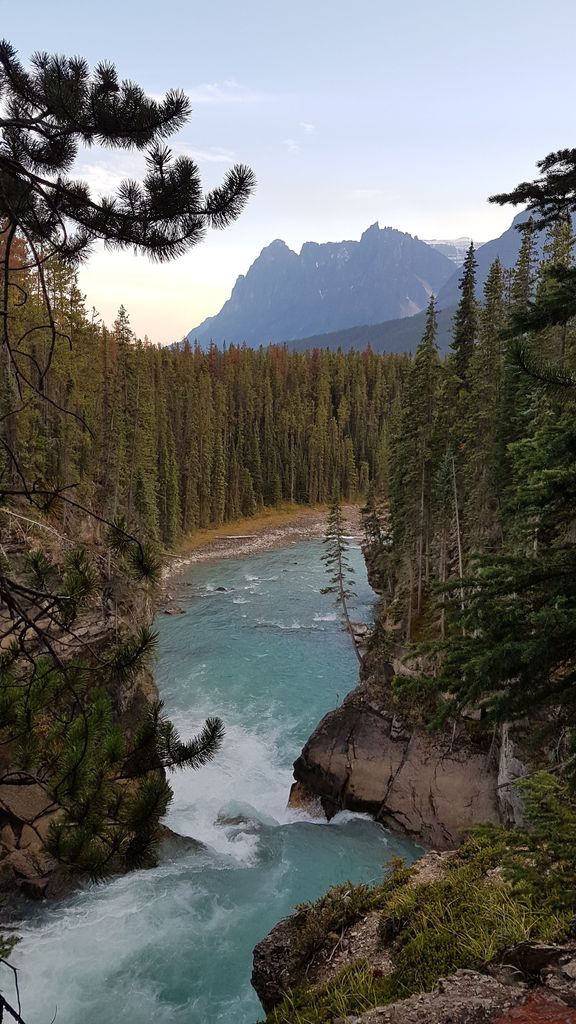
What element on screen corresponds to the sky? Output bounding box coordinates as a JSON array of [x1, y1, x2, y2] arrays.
[[3, 0, 575, 343]]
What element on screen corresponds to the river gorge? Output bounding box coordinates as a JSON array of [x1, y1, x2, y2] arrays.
[[10, 539, 420, 1024]]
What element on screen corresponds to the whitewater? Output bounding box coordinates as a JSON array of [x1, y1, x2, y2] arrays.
[[10, 540, 419, 1023]]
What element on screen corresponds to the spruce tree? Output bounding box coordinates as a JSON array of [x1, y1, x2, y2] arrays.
[[321, 494, 361, 661], [465, 258, 506, 543], [418, 151, 576, 750], [451, 242, 478, 384]]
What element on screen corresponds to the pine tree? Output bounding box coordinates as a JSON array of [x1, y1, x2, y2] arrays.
[[418, 150, 576, 746], [465, 258, 506, 544], [0, 43, 257, 895], [451, 242, 478, 384], [321, 495, 361, 662], [412, 297, 441, 613]]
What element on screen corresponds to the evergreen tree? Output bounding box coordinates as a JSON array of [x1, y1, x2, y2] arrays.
[[465, 258, 506, 543], [321, 495, 361, 662], [412, 150, 576, 750], [412, 297, 441, 613], [450, 242, 478, 384], [0, 41, 255, 264], [0, 43, 256, 893]]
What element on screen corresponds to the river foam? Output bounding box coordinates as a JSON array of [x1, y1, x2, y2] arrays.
[[13, 540, 419, 1024]]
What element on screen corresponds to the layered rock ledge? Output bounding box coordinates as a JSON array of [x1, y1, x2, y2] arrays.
[[289, 653, 526, 850]]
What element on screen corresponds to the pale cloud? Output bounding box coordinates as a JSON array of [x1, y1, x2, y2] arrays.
[[186, 80, 265, 105], [76, 163, 130, 197], [283, 138, 301, 154], [348, 188, 387, 199], [179, 145, 237, 164], [300, 122, 316, 135], [76, 144, 236, 201]]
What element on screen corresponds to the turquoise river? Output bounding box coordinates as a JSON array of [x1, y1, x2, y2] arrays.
[[11, 539, 419, 1023]]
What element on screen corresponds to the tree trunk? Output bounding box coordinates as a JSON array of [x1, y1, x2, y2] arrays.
[[451, 455, 465, 614]]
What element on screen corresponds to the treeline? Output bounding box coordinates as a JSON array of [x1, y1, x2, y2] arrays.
[[1, 253, 405, 546], [366, 218, 575, 645]]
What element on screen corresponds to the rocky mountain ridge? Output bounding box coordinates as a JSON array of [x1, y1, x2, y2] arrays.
[[436, 210, 576, 307], [186, 224, 455, 347], [186, 211, 576, 355]]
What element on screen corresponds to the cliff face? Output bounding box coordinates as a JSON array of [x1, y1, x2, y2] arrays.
[[0, 655, 157, 902], [289, 647, 527, 850]]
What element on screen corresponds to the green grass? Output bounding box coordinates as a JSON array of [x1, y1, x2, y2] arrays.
[[262, 835, 571, 1024]]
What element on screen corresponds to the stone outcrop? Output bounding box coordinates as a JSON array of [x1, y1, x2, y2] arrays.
[[252, 852, 450, 1012], [0, 541, 171, 906], [290, 672, 501, 850], [351, 946, 576, 1024], [348, 971, 526, 1024], [0, 775, 65, 901], [252, 840, 576, 1021], [252, 913, 302, 1013]]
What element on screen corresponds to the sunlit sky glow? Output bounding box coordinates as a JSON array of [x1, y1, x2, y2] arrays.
[[5, 0, 575, 343]]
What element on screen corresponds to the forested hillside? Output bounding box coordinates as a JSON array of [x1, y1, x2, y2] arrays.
[[379, 214, 575, 684], [2, 254, 405, 548]]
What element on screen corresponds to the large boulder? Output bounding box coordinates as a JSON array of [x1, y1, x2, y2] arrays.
[[290, 682, 501, 849], [252, 914, 301, 1013]]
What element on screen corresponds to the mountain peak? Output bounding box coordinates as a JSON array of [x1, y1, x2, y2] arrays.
[[261, 238, 293, 256], [187, 224, 454, 348], [361, 221, 381, 237]]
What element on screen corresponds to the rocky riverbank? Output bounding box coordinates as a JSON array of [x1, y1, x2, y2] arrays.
[[287, 644, 528, 849], [161, 505, 362, 577], [0, 526, 160, 908], [162, 507, 329, 577], [252, 848, 576, 1023], [250, 541, 571, 1023]]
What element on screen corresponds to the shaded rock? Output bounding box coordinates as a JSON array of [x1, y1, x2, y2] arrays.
[[0, 824, 16, 851], [0, 841, 67, 901], [496, 942, 574, 976], [491, 942, 576, 1008], [215, 586, 228, 592], [389, 715, 410, 741], [18, 876, 50, 901], [252, 914, 300, 1012], [291, 690, 500, 849], [157, 824, 205, 859], [163, 605, 186, 615], [287, 781, 323, 817], [349, 970, 525, 1023], [0, 781, 50, 825], [350, 622, 371, 646]]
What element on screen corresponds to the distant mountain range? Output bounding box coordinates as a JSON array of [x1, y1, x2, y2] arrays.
[[185, 213, 573, 355], [435, 212, 576, 309], [186, 224, 454, 348], [425, 237, 473, 266]]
